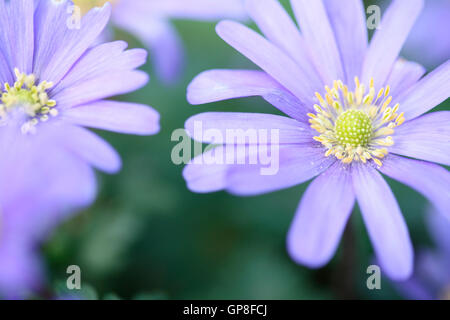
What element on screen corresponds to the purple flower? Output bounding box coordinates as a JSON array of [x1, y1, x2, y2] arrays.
[[393, 207, 450, 300], [402, 0, 450, 69], [0, 0, 159, 297], [184, 0, 450, 280], [73, 0, 247, 84], [0, 129, 96, 298]]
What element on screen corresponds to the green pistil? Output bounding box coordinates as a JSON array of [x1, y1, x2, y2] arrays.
[[335, 109, 372, 147]]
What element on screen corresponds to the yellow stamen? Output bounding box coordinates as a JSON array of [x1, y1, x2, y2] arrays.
[[0, 68, 58, 133], [308, 79, 403, 166]]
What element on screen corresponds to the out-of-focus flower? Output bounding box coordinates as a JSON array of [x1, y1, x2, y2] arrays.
[[0, 0, 159, 298], [0, 129, 96, 298], [402, 0, 450, 69], [393, 208, 450, 300], [73, 0, 247, 84], [184, 0, 450, 280]]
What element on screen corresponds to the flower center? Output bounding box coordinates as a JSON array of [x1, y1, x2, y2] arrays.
[[335, 109, 372, 147], [0, 68, 58, 133], [308, 77, 404, 167], [73, 0, 117, 15]]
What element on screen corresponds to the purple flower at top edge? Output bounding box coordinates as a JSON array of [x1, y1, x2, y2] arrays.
[[393, 207, 450, 300], [184, 0, 450, 280], [0, 0, 159, 298], [402, 0, 450, 69], [73, 0, 247, 84]]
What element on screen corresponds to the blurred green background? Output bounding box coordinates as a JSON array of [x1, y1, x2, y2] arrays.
[[44, 0, 449, 300]]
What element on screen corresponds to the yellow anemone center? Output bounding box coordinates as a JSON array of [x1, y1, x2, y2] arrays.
[[0, 68, 58, 133], [73, 0, 117, 15], [308, 77, 405, 167]]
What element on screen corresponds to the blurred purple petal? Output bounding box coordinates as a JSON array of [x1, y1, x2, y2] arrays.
[[394, 277, 434, 300], [113, 10, 184, 84], [132, 0, 247, 21], [402, 0, 450, 69], [287, 162, 354, 268], [55, 124, 122, 174], [426, 208, 450, 256], [0, 246, 43, 299]]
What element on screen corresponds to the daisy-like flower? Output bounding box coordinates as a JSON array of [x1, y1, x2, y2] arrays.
[[73, 0, 247, 84], [402, 0, 450, 69], [393, 207, 450, 300], [184, 0, 450, 280], [0, 0, 159, 297]]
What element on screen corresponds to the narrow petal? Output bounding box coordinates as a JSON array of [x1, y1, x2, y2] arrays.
[[184, 144, 335, 195], [53, 41, 147, 94], [387, 59, 426, 101], [391, 111, 450, 166], [6, 0, 34, 73], [187, 69, 283, 104], [245, 0, 323, 90], [291, 0, 345, 84], [216, 20, 317, 105], [54, 124, 121, 174], [187, 69, 311, 120], [380, 155, 450, 221], [226, 145, 335, 196], [0, 51, 13, 84], [361, 0, 424, 89], [33, 0, 111, 84], [353, 164, 413, 280], [62, 100, 160, 135], [397, 60, 450, 120], [185, 112, 313, 145], [53, 71, 149, 109], [287, 162, 354, 268], [324, 0, 368, 85]]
